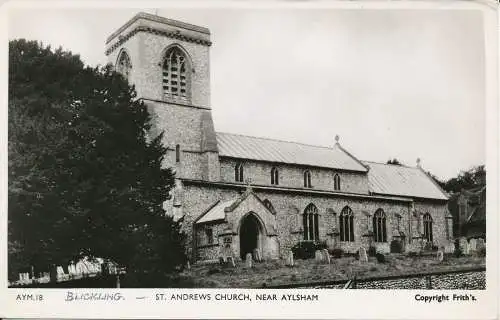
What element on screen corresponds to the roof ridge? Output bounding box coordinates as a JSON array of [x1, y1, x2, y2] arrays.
[[362, 160, 416, 169], [216, 131, 334, 150]]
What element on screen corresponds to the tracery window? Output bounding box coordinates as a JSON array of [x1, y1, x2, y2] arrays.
[[303, 170, 312, 188], [339, 206, 354, 242], [423, 213, 433, 243], [334, 174, 341, 191], [303, 204, 319, 241], [373, 209, 387, 242], [162, 46, 190, 100], [235, 162, 244, 182], [116, 50, 132, 80], [271, 167, 279, 185]]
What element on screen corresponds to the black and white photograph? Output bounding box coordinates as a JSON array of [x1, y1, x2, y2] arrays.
[[2, 0, 498, 318]]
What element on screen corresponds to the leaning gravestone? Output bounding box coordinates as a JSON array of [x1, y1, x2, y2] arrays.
[[322, 249, 331, 264], [359, 247, 368, 263], [469, 238, 477, 252], [285, 250, 294, 267], [226, 255, 236, 267], [245, 253, 253, 268], [436, 250, 444, 262], [252, 248, 262, 262]]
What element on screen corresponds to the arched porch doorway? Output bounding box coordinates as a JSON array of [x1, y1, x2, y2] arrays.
[[239, 213, 263, 260]]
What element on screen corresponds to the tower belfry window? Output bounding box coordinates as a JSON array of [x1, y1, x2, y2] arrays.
[[116, 50, 132, 80], [162, 46, 190, 100]]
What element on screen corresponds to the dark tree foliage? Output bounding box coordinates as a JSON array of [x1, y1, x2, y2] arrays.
[[8, 39, 185, 280], [441, 165, 485, 193], [426, 165, 485, 194], [386, 158, 403, 166]]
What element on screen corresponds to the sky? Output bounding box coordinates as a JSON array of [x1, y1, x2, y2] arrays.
[[7, 6, 487, 181]]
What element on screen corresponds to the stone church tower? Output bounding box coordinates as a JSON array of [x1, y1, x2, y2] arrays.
[[105, 12, 220, 183]]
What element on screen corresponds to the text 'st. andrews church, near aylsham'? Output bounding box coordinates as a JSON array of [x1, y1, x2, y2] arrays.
[[106, 12, 453, 262]]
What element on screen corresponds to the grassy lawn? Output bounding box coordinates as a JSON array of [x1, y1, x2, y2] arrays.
[[178, 254, 485, 288]]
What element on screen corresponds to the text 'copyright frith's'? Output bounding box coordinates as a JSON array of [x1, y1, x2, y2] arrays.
[[415, 293, 477, 303]]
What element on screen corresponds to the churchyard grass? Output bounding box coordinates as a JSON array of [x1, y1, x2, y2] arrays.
[[180, 255, 485, 288]]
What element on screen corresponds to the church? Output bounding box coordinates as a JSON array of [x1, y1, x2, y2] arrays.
[[106, 12, 453, 262]]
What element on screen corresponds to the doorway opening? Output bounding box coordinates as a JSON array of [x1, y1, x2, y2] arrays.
[[239, 213, 262, 260]]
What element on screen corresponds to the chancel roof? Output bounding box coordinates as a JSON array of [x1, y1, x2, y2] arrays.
[[216, 132, 368, 172], [363, 161, 449, 200]]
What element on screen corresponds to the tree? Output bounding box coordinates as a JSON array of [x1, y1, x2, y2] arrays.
[[441, 165, 485, 193], [8, 39, 185, 281]]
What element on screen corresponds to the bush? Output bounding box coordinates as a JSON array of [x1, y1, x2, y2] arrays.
[[477, 247, 486, 257], [390, 240, 402, 253], [330, 248, 344, 259], [375, 253, 386, 263], [431, 245, 439, 252], [291, 241, 328, 260], [291, 241, 316, 260], [367, 246, 377, 257], [407, 251, 419, 257]]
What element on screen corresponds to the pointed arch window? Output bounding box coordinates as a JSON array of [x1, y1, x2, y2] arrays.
[[339, 206, 354, 242], [271, 167, 279, 185], [116, 50, 132, 80], [162, 46, 190, 100], [303, 170, 312, 188], [423, 213, 433, 243], [303, 204, 319, 241], [334, 174, 341, 191], [235, 162, 244, 182], [373, 209, 387, 242]]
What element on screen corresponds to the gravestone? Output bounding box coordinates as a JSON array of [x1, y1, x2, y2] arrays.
[[459, 237, 469, 254], [285, 250, 294, 267], [359, 247, 368, 263], [314, 250, 322, 262], [227, 255, 236, 267], [56, 266, 66, 280], [322, 249, 331, 264], [469, 238, 477, 252], [436, 250, 444, 262], [477, 238, 486, 251], [252, 248, 262, 262], [68, 263, 77, 277], [444, 243, 455, 254], [245, 253, 253, 268], [186, 261, 191, 270]]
